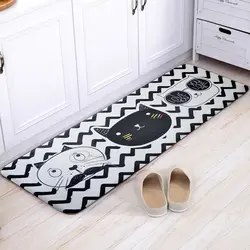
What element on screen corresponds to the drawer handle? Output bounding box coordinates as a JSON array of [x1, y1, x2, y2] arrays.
[[219, 27, 231, 35], [0, 52, 4, 75], [132, 0, 138, 15], [141, 0, 147, 11]]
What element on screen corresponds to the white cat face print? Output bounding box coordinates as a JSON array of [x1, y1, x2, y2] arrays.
[[160, 76, 220, 107], [35, 146, 108, 189]]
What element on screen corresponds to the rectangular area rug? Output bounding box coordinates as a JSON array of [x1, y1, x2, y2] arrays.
[[1, 64, 248, 213]]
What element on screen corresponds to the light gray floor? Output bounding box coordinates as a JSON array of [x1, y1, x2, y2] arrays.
[[1, 56, 250, 250]]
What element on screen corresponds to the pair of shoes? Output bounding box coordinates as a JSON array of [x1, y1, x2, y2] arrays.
[[136, 167, 191, 217]]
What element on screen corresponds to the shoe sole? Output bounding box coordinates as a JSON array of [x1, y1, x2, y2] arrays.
[[169, 207, 188, 213], [144, 209, 168, 218]]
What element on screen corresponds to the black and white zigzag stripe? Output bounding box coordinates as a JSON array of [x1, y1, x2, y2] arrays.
[[1, 64, 248, 213]]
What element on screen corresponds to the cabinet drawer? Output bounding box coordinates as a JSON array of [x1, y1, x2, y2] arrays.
[[198, 0, 250, 21], [196, 20, 250, 70]]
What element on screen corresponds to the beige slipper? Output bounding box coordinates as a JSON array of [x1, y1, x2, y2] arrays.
[[167, 168, 191, 212], [136, 170, 168, 217]]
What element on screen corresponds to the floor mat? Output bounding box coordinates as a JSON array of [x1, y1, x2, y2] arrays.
[[1, 64, 248, 213]]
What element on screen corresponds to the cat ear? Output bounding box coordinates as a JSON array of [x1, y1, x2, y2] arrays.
[[94, 128, 109, 138], [34, 162, 45, 169], [139, 104, 150, 111], [62, 145, 72, 152]]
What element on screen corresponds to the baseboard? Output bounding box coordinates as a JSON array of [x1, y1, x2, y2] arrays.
[[0, 50, 192, 168]]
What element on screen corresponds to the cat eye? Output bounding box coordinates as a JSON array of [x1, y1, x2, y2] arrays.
[[48, 168, 62, 178], [146, 112, 151, 116], [116, 132, 121, 136], [72, 152, 86, 161]]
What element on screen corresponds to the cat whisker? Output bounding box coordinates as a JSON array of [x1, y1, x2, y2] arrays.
[[123, 133, 132, 139]]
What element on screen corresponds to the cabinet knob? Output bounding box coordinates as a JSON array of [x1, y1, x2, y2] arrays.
[[0, 52, 4, 74]]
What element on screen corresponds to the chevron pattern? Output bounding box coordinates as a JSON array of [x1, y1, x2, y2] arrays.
[[1, 64, 249, 213]]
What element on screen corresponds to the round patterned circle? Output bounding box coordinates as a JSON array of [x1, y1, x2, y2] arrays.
[[186, 78, 211, 91], [165, 90, 191, 105]]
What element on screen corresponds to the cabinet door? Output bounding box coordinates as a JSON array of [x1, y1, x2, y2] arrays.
[[139, 0, 194, 74], [73, 0, 139, 108], [0, 0, 79, 150]]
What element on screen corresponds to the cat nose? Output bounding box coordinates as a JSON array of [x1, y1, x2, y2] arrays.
[[194, 93, 202, 98], [69, 165, 78, 170], [134, 124, 145, 131], [134, 124, 140, 129]]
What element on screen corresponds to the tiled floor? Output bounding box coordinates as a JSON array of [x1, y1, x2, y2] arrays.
[[1, 56, 250, 250]]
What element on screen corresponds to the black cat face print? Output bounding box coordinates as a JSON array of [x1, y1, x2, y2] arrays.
[[160, 76, 220, 107], [35, 146, 108, 189], [94, 104, 172, 146]]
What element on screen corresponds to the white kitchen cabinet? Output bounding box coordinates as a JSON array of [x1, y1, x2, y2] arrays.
[[73, 0, 139, 108], [73, 0, 193, 107], [0, 0, 79, 150], [139, 0, 194, 74], [0, 0, 194, 163]]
